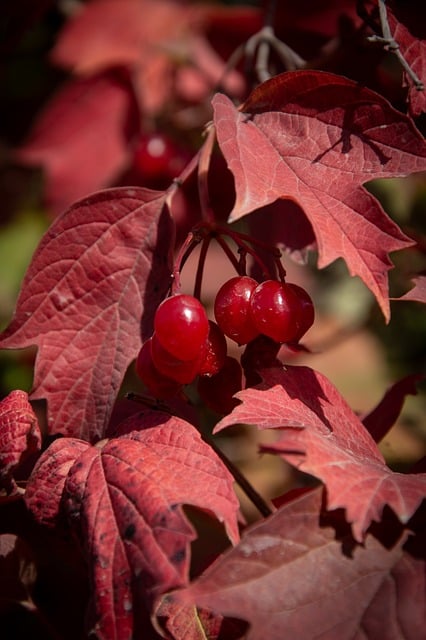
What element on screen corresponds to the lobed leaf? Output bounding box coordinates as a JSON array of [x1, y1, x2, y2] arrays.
[[173, 487, 416, 640], [0, 188, 174, 441], [63, 411, 240, 639], [0, 390, 41, 499], [213, 70, 426, 319], [397, 274, 426, 303], [215, 366, 426, 541]]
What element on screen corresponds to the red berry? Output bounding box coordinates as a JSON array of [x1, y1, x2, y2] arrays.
[[197, 356, 242, 414], [214, 276, 259, 345], [133, 133, 187, 183], [151, 333, 202, 384], [249, 280, 301, 343], [154, 294, 209, 361], [135, 339, 182, 399], [198, 321, 227, 377], [286, 284, 315, 342]]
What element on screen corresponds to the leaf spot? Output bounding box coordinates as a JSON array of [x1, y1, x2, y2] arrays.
[[124, 523, 136, 540]]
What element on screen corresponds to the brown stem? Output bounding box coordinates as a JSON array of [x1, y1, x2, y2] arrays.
[[368, 0, 424, 91]]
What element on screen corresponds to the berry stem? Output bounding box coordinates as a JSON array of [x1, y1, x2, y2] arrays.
[[171, 225, 207, 294], [193, 235, 211, 300], [215, 234, 242, 273]]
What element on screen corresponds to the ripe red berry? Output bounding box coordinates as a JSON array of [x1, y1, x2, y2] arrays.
[[135, 339, 182, 399], [197, 356, 242, 414], [249, 280, 301, 343], [198, 321, 227, 377], [286, 284, 315, 342], [154, 294, 209, 361], [133, 133, 187, 183], [214, 276, 259, 345], [151, 333, 202, 384]]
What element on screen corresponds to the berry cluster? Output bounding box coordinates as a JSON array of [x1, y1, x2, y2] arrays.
[[135, 275, 314, 413]]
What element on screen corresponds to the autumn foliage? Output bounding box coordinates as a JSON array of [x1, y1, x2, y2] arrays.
[[0, 1, 425, 638]]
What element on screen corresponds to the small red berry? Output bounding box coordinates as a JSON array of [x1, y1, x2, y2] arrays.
[[214, 276, 259, 345], [154, 294, 209, 362], [133, 133, 187, 183], [135, 339, 182, 399], [151, 333, 202, 384], [286, 284, 315, 342], [249, 280, 301, 343]]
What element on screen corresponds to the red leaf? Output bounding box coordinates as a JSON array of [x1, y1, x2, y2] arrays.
[[25, 437, 90, 527], [52, 0, 242, 113], [0, 188, 174, 441], [174, 487, 413, 640], [361, 374, 423, 442], [0, 390, 41, 499], [212, 71, 426, 319], [387, 1, 426, 117], [63, 411, 239, 639], [215, 366, 426, 541], [15, 70, 140, 215], [397, 275, 426, 303]]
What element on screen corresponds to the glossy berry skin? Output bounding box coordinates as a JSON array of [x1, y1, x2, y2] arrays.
[[286, 284, 315, 342], [135, 339, 182, 399], [250, 280, 302, 343], [197, 356, 242, 414], [151, 333, 202, 384], [133, 133, 187, 183], [154, 294, 209, 361], [214, 276, 259, 345], [198, 321, 227, 377]]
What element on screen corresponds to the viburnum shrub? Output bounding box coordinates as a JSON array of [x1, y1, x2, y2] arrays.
[[1, 1, 426, 638]]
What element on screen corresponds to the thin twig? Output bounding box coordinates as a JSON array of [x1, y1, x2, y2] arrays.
[[368, 0, 424, 91], [202, 432, 275, 518]]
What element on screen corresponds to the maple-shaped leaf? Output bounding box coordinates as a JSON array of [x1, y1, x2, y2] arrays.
[[0, 390, 41, 499], [396, 274, 426, 303], [15, 69, 140, 215], [212, 70, 426, 320], [0, 188, 174, 441], [386, 0, 426, 117], [215, 366, 426, 541], [361, 374, 422, 442], [24, 437, 90, 527], [62, 411, 239, 639], [173, 487, 415, 640]]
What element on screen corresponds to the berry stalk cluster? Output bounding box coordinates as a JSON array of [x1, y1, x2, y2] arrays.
[[136, 248, 315, 413]]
